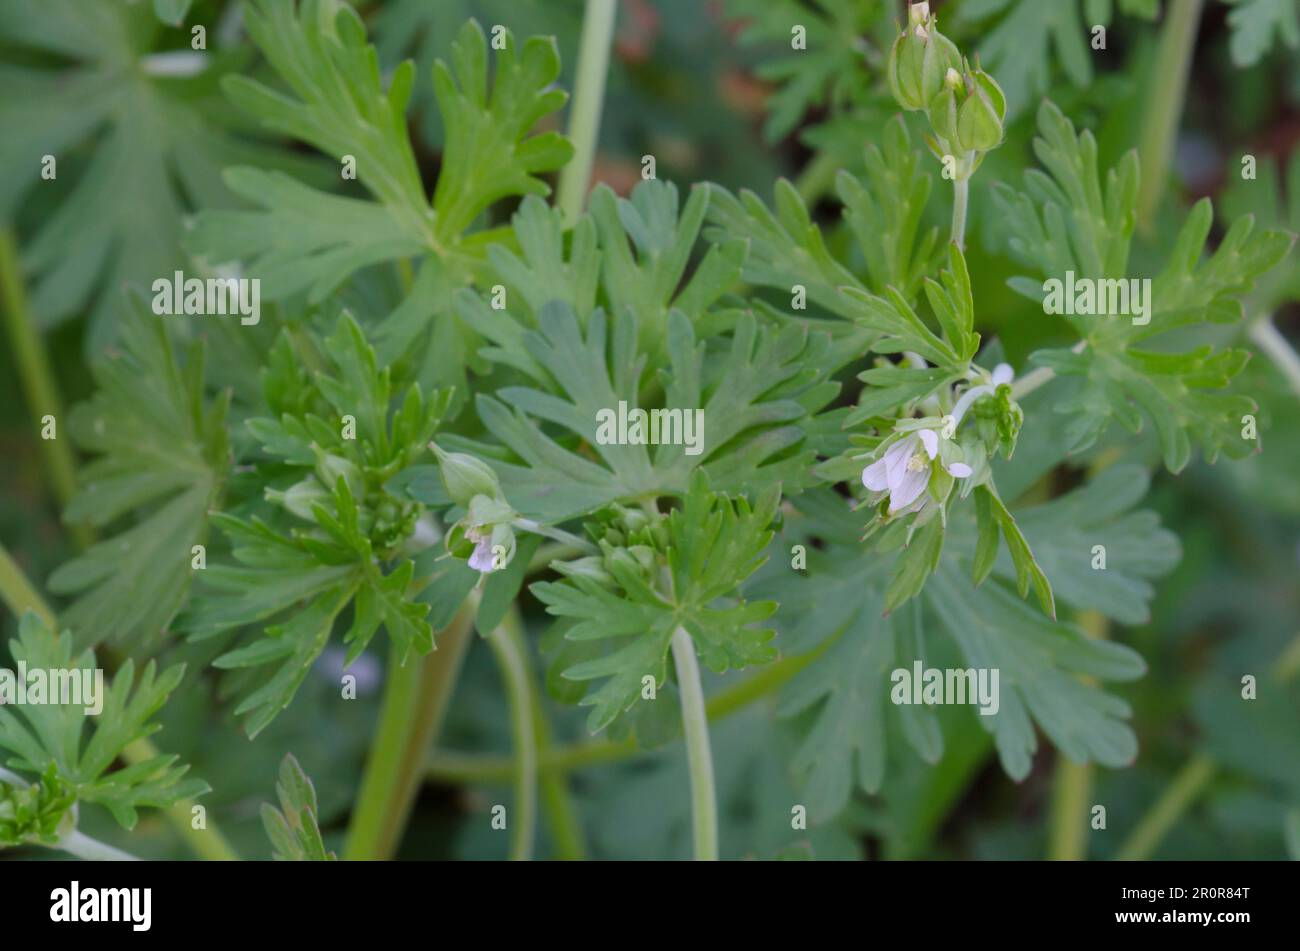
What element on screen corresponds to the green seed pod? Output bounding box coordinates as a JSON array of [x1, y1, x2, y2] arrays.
[[886, 4, 961, 111], [429, 441, 501, 508]]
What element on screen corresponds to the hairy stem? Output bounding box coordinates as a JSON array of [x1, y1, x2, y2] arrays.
[[0, 229, 90, 546], [514, 518, 599, 555], [1249, 315, 1300, 397], [671, 625, 718, 861], [486, 616, 537, 861], [556, 0, 617, 227], [950, 177, 969, 250], [344, 590, 479, 860], [1136, 0, 1204, 233], [58, 830, 142, 862]]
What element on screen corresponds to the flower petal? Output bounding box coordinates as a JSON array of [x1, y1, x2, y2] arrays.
[[469, 538, 496, 573], [862, 457, 891, 491], [889, 468, 929, 512], [918, 428, 939, 459], [884, 437, 915, 486], [991, 363, 1013, 386], [947, 462, 973, 478]]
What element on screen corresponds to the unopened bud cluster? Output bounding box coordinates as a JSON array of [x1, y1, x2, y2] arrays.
[[887, 2, 1005, 167]]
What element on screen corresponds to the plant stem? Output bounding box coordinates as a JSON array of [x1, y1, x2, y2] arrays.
[[1010, 341, 1089, 400], [514, 517, 599, 555], [1047, 613, 1105, 861], [556, 0, 617, 227], [344, 590, 479, 860], [426, 651, 816, 784], [0, 229, 90, 546], [1114, 752, 1218, 861], [486, 617, 537, 861], [0, 544, 57, 629], [58, 830, 142, 862], [1136, 0, 1204, 233], [950, 177, 969, 251], [1248, 315, 1300, 397], [532, 688, 588, 859], [670, 625, 718, 861]]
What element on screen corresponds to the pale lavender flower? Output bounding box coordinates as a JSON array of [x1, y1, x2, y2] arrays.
[[862, 427, 973, 514]]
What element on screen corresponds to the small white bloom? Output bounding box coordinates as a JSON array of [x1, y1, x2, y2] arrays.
[[862, 426, 972, 514]]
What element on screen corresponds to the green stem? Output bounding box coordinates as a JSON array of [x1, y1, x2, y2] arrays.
[[426, 651, 816, 784], [58, 830, 142, 862], [0, 229, 90, 546], [556, 0, 617, 227], [344, 590, 479, 860], [514, 518, 598, 555], [532, 688, 588, 859], [1114, 752, 1218, 861], [950, 177, 969, 250], [670, 625, 718, 861], [1136, 0, 1204, 233], [1048, 757, 1093, 861], [486, 617, 537, 861], [1249, 316, 1300, 397]]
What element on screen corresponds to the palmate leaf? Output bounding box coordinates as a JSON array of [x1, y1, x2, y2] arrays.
[[533, 475, 780, 732], [444, 299, 835, 522], [370, 0, 583, 150], [261, 753, 336, 860], [189, 0, 572, 304], [995, 100, 1295, 472], [0, 0, 320, 348], [47, 296, 229, 651], [1224, 0, 1300, 67], [0, 613, 207, 833], [185, 314, 447, 737], [755, 469, 1164, 815]]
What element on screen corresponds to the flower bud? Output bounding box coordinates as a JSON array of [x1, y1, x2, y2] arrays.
[[266, 477, 330, 522], [887, 4, 961, 111], [311, 444, 364, 497], [429, 441, 501, 508]]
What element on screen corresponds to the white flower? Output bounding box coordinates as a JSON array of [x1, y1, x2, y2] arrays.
[[862, 427, 973, 514], [466, 527, 497, 573]]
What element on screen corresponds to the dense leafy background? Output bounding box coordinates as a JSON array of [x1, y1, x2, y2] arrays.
[[0, 0, 1297, 860]]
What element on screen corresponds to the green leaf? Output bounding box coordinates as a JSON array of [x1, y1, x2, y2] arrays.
[[925, 565, 1145, 782], [0, 612, 207, 831], [836, 116, 941, 300], [958, 0, 1093, 118], [988, 464, 1180, 624], [47, 296, 229, 650], [1224, 0, 1300, 68], [533, 474, 779, 732], [459, 300, 833, 522], [996, 100, 1295, 471], [185, 314, 448, 736], [0, 0, 317, 346], [261, 753, 336, 860]]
